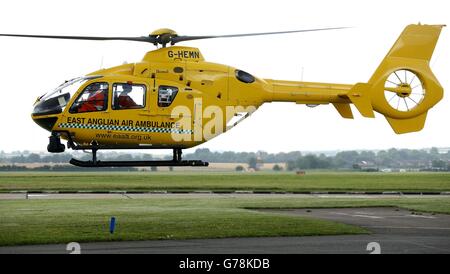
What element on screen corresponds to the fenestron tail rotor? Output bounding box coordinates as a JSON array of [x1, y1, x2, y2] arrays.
[[0, 27, 349, 47], [345, 24, 444, 134], [383, 69, 425, 112]]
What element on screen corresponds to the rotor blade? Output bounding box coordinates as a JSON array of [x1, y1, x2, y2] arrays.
[[1, 27, 351, 46], [0, 33, 155, 43], [172, 27, 350, 43]]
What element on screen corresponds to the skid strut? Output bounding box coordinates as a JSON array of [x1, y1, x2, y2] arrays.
[[50, 131, 208, 168]]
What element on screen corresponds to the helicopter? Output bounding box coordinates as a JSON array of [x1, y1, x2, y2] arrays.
[[0, 24, 445, 167]]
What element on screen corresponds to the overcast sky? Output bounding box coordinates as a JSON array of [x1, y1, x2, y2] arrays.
[[0, 0, 448, 154]]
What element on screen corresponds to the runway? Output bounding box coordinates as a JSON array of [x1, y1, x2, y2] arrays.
[[1, 192, 448, 200], [1, 207, 449, 254]]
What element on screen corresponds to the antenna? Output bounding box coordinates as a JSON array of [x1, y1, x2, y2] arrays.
[[431, 48, 441, 68]]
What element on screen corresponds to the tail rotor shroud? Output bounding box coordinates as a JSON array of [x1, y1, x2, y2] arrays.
[[344, 24, 445, 134]]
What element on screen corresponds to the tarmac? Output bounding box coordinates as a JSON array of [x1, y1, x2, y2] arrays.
[[0, 192, 448, 200]]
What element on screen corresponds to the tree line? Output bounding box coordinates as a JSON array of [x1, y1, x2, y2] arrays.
[[187, 148, 450, 170], [0, 147, 449, 170]]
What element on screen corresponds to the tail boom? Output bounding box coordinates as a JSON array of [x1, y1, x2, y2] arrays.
[[264, 24, 445, 134]]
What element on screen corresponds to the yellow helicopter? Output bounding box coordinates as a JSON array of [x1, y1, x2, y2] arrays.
[[0, 24, 445, 167]]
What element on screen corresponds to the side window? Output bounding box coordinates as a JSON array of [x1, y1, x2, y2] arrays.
[[235, 69, 255, 84], [158, 86, 178, 107], [69, 82, 108, 113], [112, 83, 146, 110]]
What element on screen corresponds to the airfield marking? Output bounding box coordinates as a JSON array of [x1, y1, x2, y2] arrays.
[[354, 211, 380, 215], [366, 226, 450, 230], [351, 214, 383, 219], [26, 194, 49, 198], [331, 212, 384, 219], [407, 214, 436, 219]]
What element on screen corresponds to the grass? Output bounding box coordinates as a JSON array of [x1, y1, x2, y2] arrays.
[[1, 171, 449, 246], [1, 195, 450, 246], [0, 198, 366, 246], [0, 171, 449, 192]]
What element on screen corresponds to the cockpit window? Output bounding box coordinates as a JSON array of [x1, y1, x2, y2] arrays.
[[112, 83, 146, 110], [235, 69, 255, 84], [32, 75, 102, 116], [158, 86, 178, 107], [69, 82, 109, 113]]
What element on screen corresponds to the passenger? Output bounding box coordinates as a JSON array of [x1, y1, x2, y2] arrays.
[[118, 84, 138, 109], [78, 83, 106, 112]]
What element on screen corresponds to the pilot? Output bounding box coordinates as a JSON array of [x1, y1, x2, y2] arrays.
[[78, 83, 106, 112], [118, 84, 138, 109]]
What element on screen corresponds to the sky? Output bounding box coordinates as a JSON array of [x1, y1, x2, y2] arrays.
[[0, 0, 448, 154]]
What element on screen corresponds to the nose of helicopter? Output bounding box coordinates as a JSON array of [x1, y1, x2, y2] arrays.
[[32, 115, 58, 132], [31, 94, 64, 132]]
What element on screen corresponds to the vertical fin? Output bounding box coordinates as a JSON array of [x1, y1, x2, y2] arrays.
[[385, 112, 428, 134]]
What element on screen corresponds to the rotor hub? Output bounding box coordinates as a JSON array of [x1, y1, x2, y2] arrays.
[[385, 83, 412, 98], [149, 28, 178, 47], [149, 28, 178, 36]]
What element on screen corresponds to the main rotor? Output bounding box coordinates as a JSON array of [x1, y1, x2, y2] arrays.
[[0, 27, 349, 48]]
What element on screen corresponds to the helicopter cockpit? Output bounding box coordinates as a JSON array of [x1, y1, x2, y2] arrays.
[[32, 75, 102, 116]]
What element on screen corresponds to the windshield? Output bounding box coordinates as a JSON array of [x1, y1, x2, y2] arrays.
[[33, 75, 102, 116]]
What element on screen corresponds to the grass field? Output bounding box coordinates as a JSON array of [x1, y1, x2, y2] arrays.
[[0, 171, 449, 192], [1, 196, 450, 246], [1, 171, 450, 246]]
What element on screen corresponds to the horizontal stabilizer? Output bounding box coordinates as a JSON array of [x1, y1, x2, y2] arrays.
[[333, 103, 353, 119]]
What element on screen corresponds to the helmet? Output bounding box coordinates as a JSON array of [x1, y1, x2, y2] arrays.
[[86, 82, 102, 92], [122, 84, 132, 93]]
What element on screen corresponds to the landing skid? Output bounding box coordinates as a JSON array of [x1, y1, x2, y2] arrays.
[[48, 132, 209, 168], [70, 158, 209, 167], [69, 147, 208, 168]]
